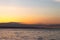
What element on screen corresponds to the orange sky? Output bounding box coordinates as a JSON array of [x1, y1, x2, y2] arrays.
[[0, 0, 60, 24], [0, 6, 60, 24]]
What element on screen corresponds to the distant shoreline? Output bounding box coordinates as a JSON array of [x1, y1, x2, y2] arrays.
[[0, 27, 60, 29]]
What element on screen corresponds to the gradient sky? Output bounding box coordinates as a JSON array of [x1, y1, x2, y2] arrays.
[[0, 0, 60, 24]]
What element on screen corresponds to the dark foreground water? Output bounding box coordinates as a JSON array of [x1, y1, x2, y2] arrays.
[[0, 28, 60, 40]]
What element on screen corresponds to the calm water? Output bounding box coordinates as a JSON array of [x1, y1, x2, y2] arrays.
[[0, 28, 60, 40]]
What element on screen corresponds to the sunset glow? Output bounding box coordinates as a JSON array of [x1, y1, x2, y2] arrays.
[[0, 0, 60, 24]]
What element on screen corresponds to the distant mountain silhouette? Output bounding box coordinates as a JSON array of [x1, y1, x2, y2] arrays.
[[0, 22, 26, 27], [0, 22, 60, 29]]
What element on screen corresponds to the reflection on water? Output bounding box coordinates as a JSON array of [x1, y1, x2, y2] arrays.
[[0, 29, 60, 40]]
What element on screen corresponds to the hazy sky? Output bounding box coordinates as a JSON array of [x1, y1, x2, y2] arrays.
[[0, 0, 60, 24]]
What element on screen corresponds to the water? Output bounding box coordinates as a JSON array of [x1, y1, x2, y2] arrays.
[[0, 29, 60, 40]]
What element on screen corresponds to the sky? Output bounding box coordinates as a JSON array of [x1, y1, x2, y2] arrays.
[[0, 0, 60, 24]]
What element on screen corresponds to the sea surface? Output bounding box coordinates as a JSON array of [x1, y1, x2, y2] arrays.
[[0, 28, 60, 40]]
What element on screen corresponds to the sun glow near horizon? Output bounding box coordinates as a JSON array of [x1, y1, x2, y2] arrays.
[[0, 0, 60, 24]]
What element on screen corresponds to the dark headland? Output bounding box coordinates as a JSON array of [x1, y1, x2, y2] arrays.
[[0, 22, 60, 29]]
